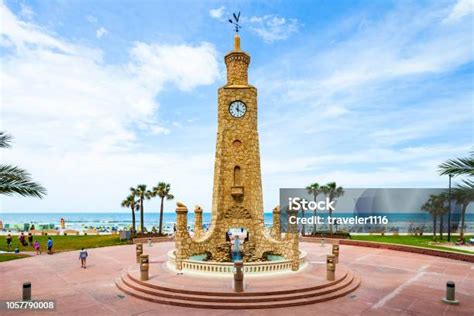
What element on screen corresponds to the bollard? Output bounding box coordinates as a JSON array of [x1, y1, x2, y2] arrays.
[[22, 282, 31, 301], [442, 281, 459, 305], [320, 238, 325, 247], [327, 254, 336, 281], [136, 243, 143, 263], [233, 261, 244, 292], [148, 238, 152, 247], [140, 254, 149, 281], [332, 244, 340, 263]]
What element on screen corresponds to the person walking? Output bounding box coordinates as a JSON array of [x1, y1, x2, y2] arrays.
[[47, 237, 53, 254], [6, 234, 12, 250], [79, 248, 88, 269], [34, 240, 41, 255]]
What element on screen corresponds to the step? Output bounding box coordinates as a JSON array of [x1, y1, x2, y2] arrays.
[[115, 276, 361, 309], [126, 268, 349, 297], [121, 272, 356, 303]]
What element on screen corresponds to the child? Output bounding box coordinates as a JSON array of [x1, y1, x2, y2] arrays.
[[6, 234, 12, 250], [34, 240, 41, 255], [79, 248, 88, 269], [47, 237, 53, 254]]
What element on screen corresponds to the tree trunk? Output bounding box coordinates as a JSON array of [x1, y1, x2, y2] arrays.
[[329, 200, 333, 234], [140, 198, 144, 233], [301, 210, 305, 236], [131, 205, 136, 235], [159, 197, 164, 235], [439, 214, 443, 240], [313, 210, 317, 235], [313, 193, 317, 235], [460, 203, 467, 241], [433, 215, 437, 239]]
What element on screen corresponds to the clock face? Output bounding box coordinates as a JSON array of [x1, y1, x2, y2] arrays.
[[229, 101, 247, 118]]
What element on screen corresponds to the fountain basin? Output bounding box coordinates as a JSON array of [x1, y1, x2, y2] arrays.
[[167, 249, 307, 275]]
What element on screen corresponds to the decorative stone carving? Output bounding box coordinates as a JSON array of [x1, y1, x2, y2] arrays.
[[224, 205, 251, 219]]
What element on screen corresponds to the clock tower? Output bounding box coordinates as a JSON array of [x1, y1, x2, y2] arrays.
[[174, 34, 299, 270], [211, 34, 263, 227]]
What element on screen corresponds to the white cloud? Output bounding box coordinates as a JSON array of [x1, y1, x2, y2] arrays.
[[248, 15, 299, 43], [130, 41, 219, 91], [19, 3, 34, 20], [95, 27, 108, 38], [209, 6, 226, 20], [86, 15, 97, 23], [0, 2, 220, 211], [443, 0, 474, 23]]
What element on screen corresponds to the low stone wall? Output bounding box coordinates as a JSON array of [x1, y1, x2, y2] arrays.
[[167, 249, 307, 274], [302, 237, 474, 263], [132, 236, 174, 244]]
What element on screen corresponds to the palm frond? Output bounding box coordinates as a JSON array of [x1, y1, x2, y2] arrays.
[[0, 164, 47, 198], [438, 153, 474, 176], [0, 132, 12, 148]]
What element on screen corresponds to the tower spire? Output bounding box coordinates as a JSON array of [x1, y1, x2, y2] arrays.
[[225, 34, 250, 85], [234, 33, 241, 51]]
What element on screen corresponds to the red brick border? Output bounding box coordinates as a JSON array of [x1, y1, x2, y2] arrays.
[[302, 237, 474, 263]]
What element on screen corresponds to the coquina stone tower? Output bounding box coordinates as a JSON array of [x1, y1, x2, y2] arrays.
[[174, 34, 300, 270]]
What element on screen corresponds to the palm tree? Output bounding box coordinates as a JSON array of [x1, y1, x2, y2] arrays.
[[321, 182, 344, 234], [421, 195, 439, 239], [131, 184, 152, 233], [121, 193, 138, 235], [306, 183, 321, 235], [453, 183, 474, 241], [0, 132, 46, 198], [438, 151, 473, 240], [433, 193, 449, 239], [151, 182, 174, 235], [438, 151, 474, 176]]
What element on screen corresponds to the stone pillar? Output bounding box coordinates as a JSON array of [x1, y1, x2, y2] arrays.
[[135, 243, 143, 263], [287, 208, 300, 271], [194, 205, 204, 239], [327, 254, 336, 281], [175, 202, 189, 270], [233, 261, 244, 292], [332, 244, 340, 263], [271, 206, 281, 240], [140, 254, 149, 281]]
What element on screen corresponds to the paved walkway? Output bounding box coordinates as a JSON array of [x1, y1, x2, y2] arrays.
[[0, 242, 473, 315]]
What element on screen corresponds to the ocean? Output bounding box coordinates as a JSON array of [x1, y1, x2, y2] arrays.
[[1, 212, 473, 233]]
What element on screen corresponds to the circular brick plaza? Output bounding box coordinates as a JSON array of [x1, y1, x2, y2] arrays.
[[0, 241, 473, 315]]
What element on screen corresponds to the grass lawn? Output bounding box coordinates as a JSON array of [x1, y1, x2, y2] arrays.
[[0, 235, 129, 254], [351, 235, 474, 255], [0, 253, 30, 262]]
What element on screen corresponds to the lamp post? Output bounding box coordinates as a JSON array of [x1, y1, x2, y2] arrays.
[[447, 174, 453, 242]]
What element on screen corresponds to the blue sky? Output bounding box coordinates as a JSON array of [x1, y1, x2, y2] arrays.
[[1, 0, 473, 213]]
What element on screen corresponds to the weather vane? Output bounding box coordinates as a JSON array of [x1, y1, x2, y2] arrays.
[[228, 11, 241, 33]]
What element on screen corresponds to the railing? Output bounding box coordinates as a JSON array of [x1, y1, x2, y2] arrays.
[[167, 250, 307, 274]]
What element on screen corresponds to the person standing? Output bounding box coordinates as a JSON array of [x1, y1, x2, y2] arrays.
[[19, 232, 26, 246], [79, 248, 88, 269], [6, 234, 12, 250], [47, 237, 53, 254], [28, 232, 33, 246]]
